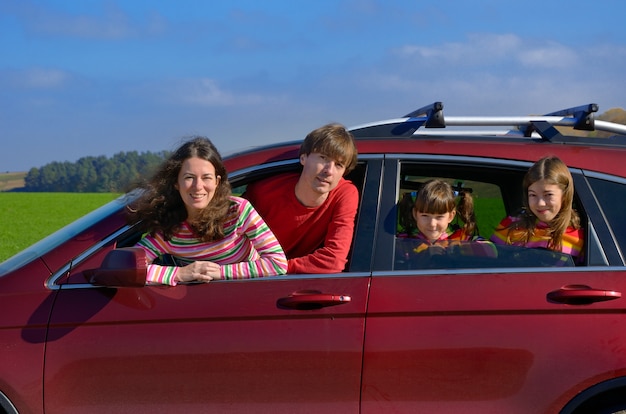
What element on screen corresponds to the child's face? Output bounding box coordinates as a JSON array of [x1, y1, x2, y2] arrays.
[[527, 179, 563, 224], [412, 209, 456, 242]]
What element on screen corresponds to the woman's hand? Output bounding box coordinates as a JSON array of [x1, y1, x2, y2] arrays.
[[176, 260, 221, 283]]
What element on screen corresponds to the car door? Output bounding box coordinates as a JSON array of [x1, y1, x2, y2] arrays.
[[41, 158, 384, 414], [360, 157, 626, 414], [45, 275, 368, 414]]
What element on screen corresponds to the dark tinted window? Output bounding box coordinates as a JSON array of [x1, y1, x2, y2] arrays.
[[396, 164, 508, 241], [588, 177, 626, 255], [391, 162, 582, 271]]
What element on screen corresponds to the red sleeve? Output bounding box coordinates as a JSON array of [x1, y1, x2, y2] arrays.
[[287, 182, 359, 274]]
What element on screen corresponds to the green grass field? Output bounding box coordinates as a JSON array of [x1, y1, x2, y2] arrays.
[[0, 193, 120, 262], [473, 198, 506, 239]]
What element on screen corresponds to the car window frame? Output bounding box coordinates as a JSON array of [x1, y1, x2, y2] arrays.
[[580, 171, 626, 265], [228, 156, 382, 274], [49, 157, 380, 290], [373, 154, 619, 274], [48, 154, 626, 292]]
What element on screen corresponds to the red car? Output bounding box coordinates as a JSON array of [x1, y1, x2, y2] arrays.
[[2, 103, 626, 414]]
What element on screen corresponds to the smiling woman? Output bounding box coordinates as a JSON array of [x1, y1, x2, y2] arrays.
[[126, 136, 287, 284]]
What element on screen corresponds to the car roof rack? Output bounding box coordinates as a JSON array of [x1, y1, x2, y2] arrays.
[[350, 102, 626, 145]]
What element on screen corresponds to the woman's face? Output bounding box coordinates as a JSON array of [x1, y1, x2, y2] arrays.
[[527, 179, 563, 224], [175, 156, 220, 220]]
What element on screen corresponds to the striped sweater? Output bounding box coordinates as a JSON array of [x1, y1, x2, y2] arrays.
[[489, 216, 584, 260], [135, 196, 287, 285]]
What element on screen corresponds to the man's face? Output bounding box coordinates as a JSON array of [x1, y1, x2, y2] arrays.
[[299, 152, 346, 195]]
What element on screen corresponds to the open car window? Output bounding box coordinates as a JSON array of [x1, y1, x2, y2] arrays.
[[232, 160, 369, 273]]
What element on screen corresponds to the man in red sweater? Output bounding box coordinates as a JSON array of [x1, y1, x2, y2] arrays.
[[244, 123, 359, 274]]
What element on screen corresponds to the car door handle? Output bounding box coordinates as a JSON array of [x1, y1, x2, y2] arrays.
[[277, 290, 352, 310], [547, 284, 622, 305]]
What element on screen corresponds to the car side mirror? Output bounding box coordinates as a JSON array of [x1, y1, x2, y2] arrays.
[[84, 247, 147, 287]]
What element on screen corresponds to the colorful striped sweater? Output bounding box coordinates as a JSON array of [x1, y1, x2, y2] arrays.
[[135, 196, 287, 285], [489, 216, 584, 260]]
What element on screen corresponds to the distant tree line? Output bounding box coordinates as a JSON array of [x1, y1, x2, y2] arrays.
[[23, 151, 169, 192]]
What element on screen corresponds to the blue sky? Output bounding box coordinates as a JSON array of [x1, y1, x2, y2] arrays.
[[1, 0, 625, 172]]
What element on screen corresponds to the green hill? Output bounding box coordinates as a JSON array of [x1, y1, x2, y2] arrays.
[[0, 172, 26, 191]]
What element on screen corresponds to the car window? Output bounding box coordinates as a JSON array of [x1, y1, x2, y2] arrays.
[[396, 174, 505, 240], [232, 161, 369, 273], [588, 176, 626, 259], [71, 161, 368, 283], [390, 161, 583, 271]]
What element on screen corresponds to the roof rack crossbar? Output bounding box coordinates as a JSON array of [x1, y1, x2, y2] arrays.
[[594, 120, 626, 135], [544, 103, 598, 131], [523, 103, 598, 138], [443, 116, 578, 126], [348, 103, 626, 139]]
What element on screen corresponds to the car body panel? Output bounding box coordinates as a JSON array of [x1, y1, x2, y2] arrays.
[[361, 269, 626, 413], [43, 275, 369, 414], [0, 260, 52, 414]]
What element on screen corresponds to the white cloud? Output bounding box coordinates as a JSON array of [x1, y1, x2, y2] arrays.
[[393, 33, 578, 69], [5, 68, 69, 89], [157, 78, 285, 107], [184, 79, 238, 106], [517, 41, 578, 68], [10, 1, 166, 40], [393, 34, 520, 64]]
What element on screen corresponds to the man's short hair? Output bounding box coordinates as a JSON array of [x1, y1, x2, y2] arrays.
[[299, 123, 358, 174]]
